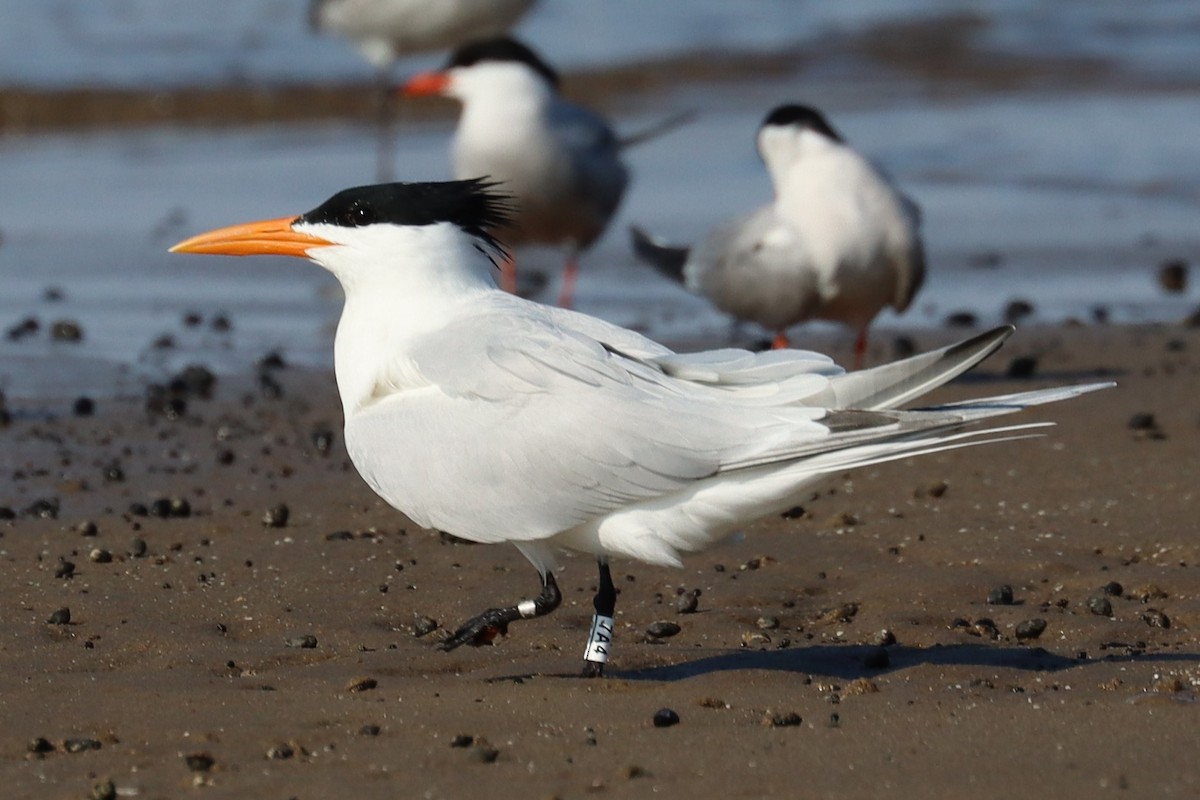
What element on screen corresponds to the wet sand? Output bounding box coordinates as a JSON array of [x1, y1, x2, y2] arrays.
[[2, 322, 1198, 798]]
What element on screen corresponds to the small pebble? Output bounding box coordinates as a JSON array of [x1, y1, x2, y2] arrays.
[[310, 424, 335, 455], [27, 737, 55, 754], [266, 744, 294, 760], [27, 497, 61, 519], [169, 497, 192, 518], [73, 397, 96, 416], [741, 631, 771, 647], [5, 317, 39, 340], [944, 311, 978, 328], [1101, 581, 1123, 597], [262, 504, 289, 528], [184, 752, 215, 772], [89, 779, 116, 800], [870, 629, 897, 647], [986, 585, 1014, 605], [1141, 610, 1170, 629], [756, 616, 780, 630], [63, 737, 102, 753], [49, 319, 83, 342], [646, 621, 681, 639], [674, 589, 700, 614], [130, 538, 148, 558], [1086, 596, 1114, 617], [284, 635, 318, 649], [972, 618, 1001, 640], [54, 559, 76, 579], [1006, 355, 1038, 379], [449, 734, 474, 748], [469, 740, 500, 764], [1004, 298, 1035, 323], [88, 549, 112, 564], [652, 708, 680, 728], [412, 615, 439, 637], [862, 646, 890, 670], [1158, 258, 1188, 293], [346, 677, 377, 692], [359, 724, 381, 737], [762, 711, 802, 728], [77, 520, 99, 537], [1014, 618, 1047, 641]]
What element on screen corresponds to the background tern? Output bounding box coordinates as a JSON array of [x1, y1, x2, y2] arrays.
[[309, 0, 538, 180], [632, 103, 926, 366], [171, 178, 1110, 677], [401, 37, 633, 307]]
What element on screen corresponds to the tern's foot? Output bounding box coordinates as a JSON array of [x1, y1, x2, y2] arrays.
[[580, 661, 605, 679], [439, 611, 511, 651]]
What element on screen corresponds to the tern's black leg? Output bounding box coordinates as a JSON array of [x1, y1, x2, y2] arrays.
[[581, 559, 617, 678], [440, 572, 561, 651]]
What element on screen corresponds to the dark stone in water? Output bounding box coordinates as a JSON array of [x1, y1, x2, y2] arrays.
[[49, 319, 83, 342], [1158, 258, 1188, 293]]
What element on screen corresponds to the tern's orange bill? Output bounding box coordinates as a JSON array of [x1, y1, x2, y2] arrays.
[[169, 216, 333, 258], [401, 71, 451, 97]]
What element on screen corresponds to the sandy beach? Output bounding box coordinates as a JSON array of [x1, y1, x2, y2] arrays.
[[2, 322, 1197, 799]]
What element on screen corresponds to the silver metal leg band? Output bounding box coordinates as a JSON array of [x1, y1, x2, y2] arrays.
[[583, 614, 615, 664], [517, 599, 538, 619]]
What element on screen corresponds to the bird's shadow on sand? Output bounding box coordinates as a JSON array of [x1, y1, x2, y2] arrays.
[[602, 642, 1195, 682]]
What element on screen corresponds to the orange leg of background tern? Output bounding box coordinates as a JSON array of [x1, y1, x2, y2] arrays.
[[771, 332, 790, 349], [500, 254, 519, 295], [557, 251, 580, 309], [853, 328, 869, 370]]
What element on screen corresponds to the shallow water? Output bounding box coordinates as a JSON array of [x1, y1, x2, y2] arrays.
[[0, 2, 1198, 398]]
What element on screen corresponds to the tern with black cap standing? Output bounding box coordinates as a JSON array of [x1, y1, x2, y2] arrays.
[[633, 104, 925, 367], [171, 178, 1110, 676], [309, 0, 538, 181], [401, 37, 635, 308]]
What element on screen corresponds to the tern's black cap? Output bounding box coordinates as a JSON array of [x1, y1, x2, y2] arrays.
[[761, 104, 843, 142], [445, 37, 559, 87], [300, 179, 513, 251]]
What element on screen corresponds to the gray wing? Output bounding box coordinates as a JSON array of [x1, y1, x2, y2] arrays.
[[343, 303, 841, 544], [548, 102, 629, 229]]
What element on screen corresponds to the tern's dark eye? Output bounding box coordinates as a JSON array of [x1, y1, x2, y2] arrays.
[[343, 203, 377, 227]]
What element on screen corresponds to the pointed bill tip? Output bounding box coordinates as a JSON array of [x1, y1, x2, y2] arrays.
[[169, 215, 331, 258]]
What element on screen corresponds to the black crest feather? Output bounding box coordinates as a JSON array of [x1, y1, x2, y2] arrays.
[[761, 104, 843, 142], [300, 179, 514, 255], [446, 37, 559, 87]]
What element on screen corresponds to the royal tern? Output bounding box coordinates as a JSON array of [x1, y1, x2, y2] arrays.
[[172, 178, 1110, 676], [309, 0, 538, 180], [401, 37, 630, 307], [633, 103, 925, 366]]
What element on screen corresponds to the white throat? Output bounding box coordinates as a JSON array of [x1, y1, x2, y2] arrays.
[[300, 220, 501, 415]]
